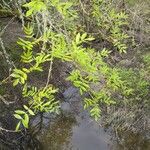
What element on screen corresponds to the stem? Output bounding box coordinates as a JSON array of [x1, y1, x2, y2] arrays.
[[0, 126, 17, 133], [45, 57, 53, 87]]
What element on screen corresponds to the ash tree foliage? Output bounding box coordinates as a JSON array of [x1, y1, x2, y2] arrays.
[[9, 0, 133, 130], [1, 0, 149, 131]]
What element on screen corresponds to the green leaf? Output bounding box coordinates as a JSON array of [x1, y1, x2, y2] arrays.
[[14, 114, 22, 120], [15, 110, 26, 115], [86, 37, 95, 41], [15, 121, 21, 131], [26, 9, 34, 17], [22, 114, 29, 128], [76, 33, 81, 44], [81, 33, 87, 40], [13, 79, 19, 86], [23, 1, 35, 8], [22, 68, 30, 73], [28, 109, 35, 116], [23, 105, 29, 110]]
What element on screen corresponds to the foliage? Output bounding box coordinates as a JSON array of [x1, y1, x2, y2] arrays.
[[22, 84, 60, 113], [89, 0, 129, 53], [10, 23, 60, 130], [1, 0, 149, 132], [104, 57, 150, 133], [14, 105, 35, 131]]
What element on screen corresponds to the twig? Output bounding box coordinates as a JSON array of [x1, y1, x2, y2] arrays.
[[0, 16, 16, 37], [79, 0, 89, 15], [0, 95, 15, 105], [0, 126, 17, 133], [0, 38, 16, 69], [45, 57, 53, 87], [0, 16, 16, 69]]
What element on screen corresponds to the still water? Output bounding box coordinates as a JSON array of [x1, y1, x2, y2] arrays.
[[34, 87, 150, 150]]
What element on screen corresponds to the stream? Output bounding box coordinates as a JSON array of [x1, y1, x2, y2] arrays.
[[36, 86, 112, 150], [30, 86, 149, 150]]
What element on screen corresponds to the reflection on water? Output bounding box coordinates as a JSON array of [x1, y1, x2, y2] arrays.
[[37, 112, 150, 150], [37, 87, 113, 150], [38, 114, 112, 150], [36, 87, 150, 150], [39, 115, 76, 150]]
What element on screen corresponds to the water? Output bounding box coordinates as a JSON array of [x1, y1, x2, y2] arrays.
[[33, 86, 150, 150], [36, 87, 112, 150]]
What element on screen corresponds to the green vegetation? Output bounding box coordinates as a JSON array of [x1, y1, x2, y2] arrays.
[[0, 0, 149, 135]]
